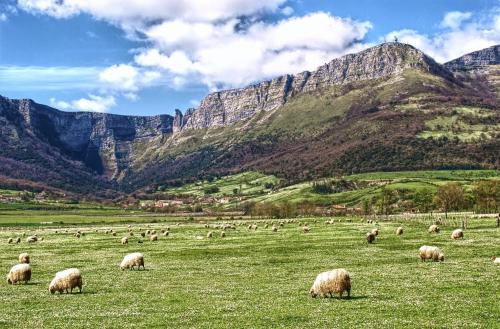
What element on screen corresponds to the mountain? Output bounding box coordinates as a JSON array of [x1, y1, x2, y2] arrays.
[[0, 43, 498, 198]]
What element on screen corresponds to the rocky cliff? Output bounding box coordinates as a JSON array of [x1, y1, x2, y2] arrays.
[[180, 43, 452, 130], [444, 45, 500, 71]]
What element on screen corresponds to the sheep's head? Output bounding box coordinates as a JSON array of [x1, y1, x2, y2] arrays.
[[7, 276, 12, 285], [439, 253, 445, 262], [310, 289, 317, 298], [49, 286, 56, 294]]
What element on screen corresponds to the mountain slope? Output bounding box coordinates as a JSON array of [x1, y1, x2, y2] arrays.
[[0, 43, 498, 197]]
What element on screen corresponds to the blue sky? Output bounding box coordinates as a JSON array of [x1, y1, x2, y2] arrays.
[[0, 0, 499, 116]]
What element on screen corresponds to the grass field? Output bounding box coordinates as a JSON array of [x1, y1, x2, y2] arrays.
[[1, 210, 499, 328], [160, 170, 500, 208]]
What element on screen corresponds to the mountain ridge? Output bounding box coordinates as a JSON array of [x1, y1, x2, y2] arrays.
[[1, 42, 498, 197]]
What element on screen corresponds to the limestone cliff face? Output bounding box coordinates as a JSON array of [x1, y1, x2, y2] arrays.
[[3, 97, 174, 178], [444, 45, 500, 71], [181, 43, 452, 130]]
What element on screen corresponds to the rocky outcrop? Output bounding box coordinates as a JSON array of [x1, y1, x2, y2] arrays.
[[181, 43, 453, 130], [444, 45, 500, 71], [1, 96, 174, 178]]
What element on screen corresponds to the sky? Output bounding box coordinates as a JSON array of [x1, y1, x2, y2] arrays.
[[0, 0, 499, 116]]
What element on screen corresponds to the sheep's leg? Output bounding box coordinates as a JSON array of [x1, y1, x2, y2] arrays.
[[339, 292, 343, 299], [347, 289, 351, 299]]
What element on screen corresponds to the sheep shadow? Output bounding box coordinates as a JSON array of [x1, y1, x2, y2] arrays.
[[319, 295, 369, 301]]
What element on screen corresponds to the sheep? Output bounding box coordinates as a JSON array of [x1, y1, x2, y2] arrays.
[[419, 245, 444, 262], [207, 231, 213, 238], [451, 229, 464, 240], [121, 237, 129, 245], [366, 232, 375, 244], [272, 226, 278, 232], [303, 226, 310, 233], [120, 252, 145, 270], [428, 224, 440, 233], [150, 234, 158, 241], [310, 269, 351, 299], [8, 237, 13, 244], [26, 236, 38, 243], [163, 231, 169, 237], [112, 232, 117, 236], [19, 252, 30, 264], [220, 231, 226, 238], [49, 268, 83, 294], [75, 233, 81, 239], [204, 224, 209, 229], [7, 264, 32, 284], [371, 228, 379, 236], [15, 237, 21, 244], [492, 257, 500, 264], [146, 230, 151, 235], [396, 227, 403, 235], [151, 230, 156, 235], [140, 232, 146, 237]]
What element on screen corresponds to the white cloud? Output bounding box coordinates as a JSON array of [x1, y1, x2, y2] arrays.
[[135, 12, 372, 88], [17, 0, 287, 22], [51, 94, 116, 112], [0, 65, 101, 91], [386, 10, 500, 63], [440, 11, 472, 30], [0, 13, 7, 21], [17, 1, 373, 90]]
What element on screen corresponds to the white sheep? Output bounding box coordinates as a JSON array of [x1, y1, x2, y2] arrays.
[[121, 236, 129, 244], [396, 227, 403, 235], [7, 237, 13, 244], [7, 264, 32, 284], [310, 269, 351, 298], [26, 236, 38, 243], [492, 257, 500, 264], [150, 234, 158, 241], [120, 252, 145, 270], [19, 252, 30, 264], [419, 245, 444, 262], [49, 268, 83, 294], [371, 228, 379, 236], [451, 229, 464, 240], [428, 224, 440, 233]]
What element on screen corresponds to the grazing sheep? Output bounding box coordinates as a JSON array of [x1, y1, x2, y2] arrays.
[[303, 226, 310, 233], [26, 236, 38, 243], [49, 268, 83, 294], [428, 224, 440, 233], [207, 231, 213, 238], [451, 229, 464, 240], [121, 237, 128, 245], [492, 257, 500, 264], [264, 224, 269, 229], [8, 238, 13, 244], [419, 245, 444, 262], [310, 269, 351, 299], [150, 234, 158, 242], [272, 226, 278, 232], [151, 230, 156, 235], [140, 232, 146, 237], [396, 227, 403, 235], [163, 231, 169, 237], [120, 252, 145, 270], [371, 228, 379, 236], [19, 252, 30, 264], [75, 233, 81, 239], [7, 264, 32, 284], [220, 231, 226, 238], [366, 232, 375, 244], [204, 224, 209, 229], [15, 237, 21, 244], [146, 230, 151, 235]]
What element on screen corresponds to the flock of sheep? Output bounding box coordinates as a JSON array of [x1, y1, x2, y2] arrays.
[[4, 219, 499, 299]]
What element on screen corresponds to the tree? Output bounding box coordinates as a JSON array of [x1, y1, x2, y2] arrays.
[[473, 180, 500, 213], [377, 187, 398, 216], [434, 183, 465, 218], [413, 188, 435, 213]]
